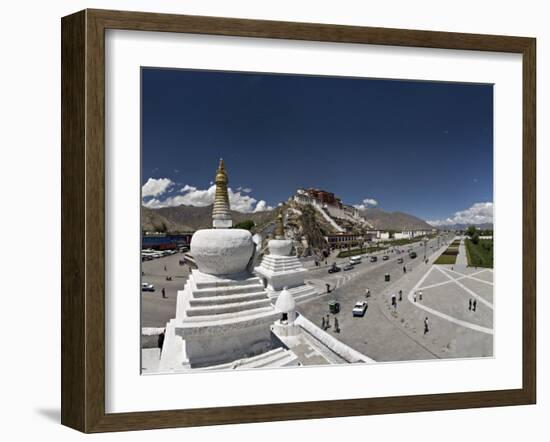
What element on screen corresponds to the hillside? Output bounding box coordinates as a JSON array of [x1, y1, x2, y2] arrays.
[[141, 204, 277, 233], [359, 208, 434, 231], [141, 206, 192, 233]]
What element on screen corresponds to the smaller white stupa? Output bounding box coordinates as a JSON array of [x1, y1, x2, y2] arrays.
[[255, 211, 319, 302], [272, 287, 299, 337]]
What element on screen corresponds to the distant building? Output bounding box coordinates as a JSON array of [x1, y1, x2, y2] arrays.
[[142, 232, 192, 250], [326, 233, 364, 249]]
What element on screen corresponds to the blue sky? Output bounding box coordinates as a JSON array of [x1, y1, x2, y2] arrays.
[[141, 68, 493, 225]]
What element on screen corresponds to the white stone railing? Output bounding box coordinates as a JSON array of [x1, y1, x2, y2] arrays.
[[295, 314, 375, 363]]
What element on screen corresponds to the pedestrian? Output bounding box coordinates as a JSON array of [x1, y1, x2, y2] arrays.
[[321, 317, 326, 330], [326, 283, 331, 294], [164, 265, 167, 272], [473, 299, 477, 312], [334, 317, 340, 333], [326, 314, 330, 328], [399, 290, 403, 301], [413, 293, 417, 303], [451, 266, 454, 271], [403, 266, 407, 274], [468, 298, 472, 311], [424, 317, 429, 335], [391, 293, 396, 307], [161, 287, 166, 298], [419, 291, 423, 301], [325, 260, 328, 266]]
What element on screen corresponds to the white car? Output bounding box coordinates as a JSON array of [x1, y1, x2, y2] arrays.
[[141, 282, 155, 292], [352, 301, 368, 317]]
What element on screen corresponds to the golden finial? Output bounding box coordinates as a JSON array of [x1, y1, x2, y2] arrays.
[[274, 210, 285, 239], [215, 158, 227, 184], [212, 158, 232, 228]]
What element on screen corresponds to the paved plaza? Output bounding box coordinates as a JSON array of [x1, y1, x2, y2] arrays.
[[296, 236, 493, 362]]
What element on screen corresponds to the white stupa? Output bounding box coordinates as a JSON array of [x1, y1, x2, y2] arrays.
[[272, 287, 299, 337], [255, 212, 319, 303], [159, 160, 290, 370]]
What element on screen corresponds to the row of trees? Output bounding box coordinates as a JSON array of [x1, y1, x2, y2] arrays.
[[465, 226, 493, 245]]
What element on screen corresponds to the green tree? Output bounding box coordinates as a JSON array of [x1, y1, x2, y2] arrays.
[[472, 232, 480, 244], [234, 219, 255, 231], [466, 225, 477, 237]]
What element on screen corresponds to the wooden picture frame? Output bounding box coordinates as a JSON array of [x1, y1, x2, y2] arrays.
[[61, 8, 536, 433]]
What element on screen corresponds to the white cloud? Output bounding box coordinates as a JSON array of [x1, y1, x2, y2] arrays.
[[428, 202, 493, 227], [253, 200, 273, 212], [142, 178, 174, 198], [236, 186, 252, 193], [143, 183, 272, 213], [353, 198, 379, 210]]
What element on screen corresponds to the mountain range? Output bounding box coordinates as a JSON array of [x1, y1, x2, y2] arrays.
[[431, 222, 494, 231], [142, 203, 434, 233], [358, 208, 434, 231]]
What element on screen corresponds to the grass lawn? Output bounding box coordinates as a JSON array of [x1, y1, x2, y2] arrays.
[[337, 246, 387, 258], [465, 238, 493, 268], [434, 254, 457, 265]]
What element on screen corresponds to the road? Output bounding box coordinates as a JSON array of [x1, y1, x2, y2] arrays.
[[295, 234, 493, 362], [141, 252, 190, 329]]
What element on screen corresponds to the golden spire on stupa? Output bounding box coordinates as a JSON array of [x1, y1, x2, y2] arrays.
[[212, 158, 232, 228], [274, 210, 285, 239]]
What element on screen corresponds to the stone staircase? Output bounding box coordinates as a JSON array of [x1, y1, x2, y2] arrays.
[[202, 347, 300, 370], [311, 202, 345, 232], [176, 270, 277, 323]]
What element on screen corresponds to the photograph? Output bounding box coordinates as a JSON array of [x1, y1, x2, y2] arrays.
[[139, 67, 494, 373]]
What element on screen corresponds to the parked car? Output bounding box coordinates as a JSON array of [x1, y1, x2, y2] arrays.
[[370, 256, 378, 262], [343, 263, 354, 271], [350, 256, 362, 264], [328, 264, 342, 274], [352, 301, 368, 317], [397, 258, 404, 264], [409, 251, 417, 259], [141, 282, 155, 292], [382, 255, 389, 261]]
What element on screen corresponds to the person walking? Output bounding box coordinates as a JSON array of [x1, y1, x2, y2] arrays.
[[161, 287, 166, 298], [413, 293, 417, 303], [424, 317, 429, 335], [326, 283, 331, 294], [399, 290, 403, 301], [418, 291, 423, 301], [164, 265, 167, 272], [391, 293, 396, 307], [334, 317, 340, 333], [473, 299, 477, 312], [403, 266, 407, 274], [321, 317, 326, 330], [326, 314, 330, 328], [469, 298, 472, 311]]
